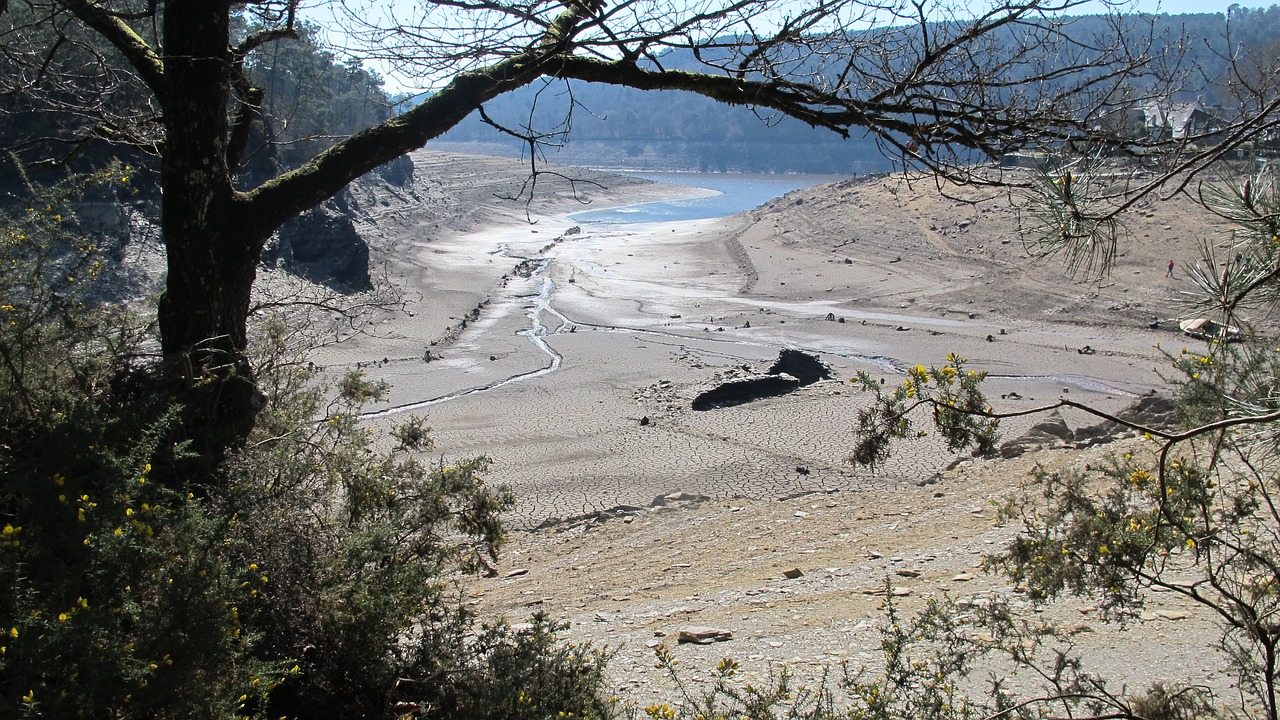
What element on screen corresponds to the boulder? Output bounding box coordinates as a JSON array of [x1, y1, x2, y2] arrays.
[[376, 154, 415, 187], [677, 627, 734, 644], [999, 411, 1071, 458], [1026, 412, 1072, 441]]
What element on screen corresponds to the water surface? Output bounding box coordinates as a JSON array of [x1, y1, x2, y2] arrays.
[[572, 172, 845, 224]]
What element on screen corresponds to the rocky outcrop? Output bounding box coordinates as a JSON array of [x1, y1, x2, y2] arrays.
[[692, 373, 802, 411], [768, 348, 835, 385], [376, 154, 415, 187], [999, 412, 1073, 458], [692, 349, 833, 410], [263, 191, 373, 293], [998, 395, 1182, 458]]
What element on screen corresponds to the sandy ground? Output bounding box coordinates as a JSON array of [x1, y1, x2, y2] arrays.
[[323, 151, 1242, 710], [334, 153, 1208, 529]]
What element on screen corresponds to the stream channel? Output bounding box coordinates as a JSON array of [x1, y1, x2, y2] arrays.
[[361, 171, 1147, 421], [362, 173, 843, 418]]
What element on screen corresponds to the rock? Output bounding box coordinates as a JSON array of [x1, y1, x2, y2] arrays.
[[768, 348, 835, 385], [504, 568, 530, 578], [265, 194, 373, 292], [692, 373, 801, 410], [678, 627, 734, 644], [999, 411, 1074, 457], [952, 573, 974, 582], [862, 586, 911, 597], [1154, 609, 1193, 620], [653, 491, 710, 506], [895, 569, 921, 578], [782, 568, 804, 579], [376, 154, 415, 187]]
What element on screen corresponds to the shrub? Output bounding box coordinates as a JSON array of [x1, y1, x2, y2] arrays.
[[1, 170, 620, 719], [0, 168, 282, 717]]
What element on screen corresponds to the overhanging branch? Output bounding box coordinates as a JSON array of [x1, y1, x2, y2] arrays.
[[54, 0, 164, 100]]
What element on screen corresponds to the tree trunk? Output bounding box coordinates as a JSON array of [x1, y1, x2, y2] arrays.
[[157, 1, 267, 472]]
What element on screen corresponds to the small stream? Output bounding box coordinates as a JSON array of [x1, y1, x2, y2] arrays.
[[360, 172, 1150, 420], [517, 273, 568, 372]]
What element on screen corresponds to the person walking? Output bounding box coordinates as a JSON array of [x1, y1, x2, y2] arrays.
[[1166, 259, 1175, 278]]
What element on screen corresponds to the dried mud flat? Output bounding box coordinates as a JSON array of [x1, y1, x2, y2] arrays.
[[340, 152, 1243, 710], [470, 439, 1230, 709]]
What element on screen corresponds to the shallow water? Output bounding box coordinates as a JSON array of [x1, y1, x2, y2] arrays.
[[572, 172, 845, 223]]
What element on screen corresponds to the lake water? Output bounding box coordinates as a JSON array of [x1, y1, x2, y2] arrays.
[[571, 172, 846, 224]]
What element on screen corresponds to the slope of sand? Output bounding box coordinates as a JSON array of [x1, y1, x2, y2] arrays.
[[333, 152, 1238, 708]]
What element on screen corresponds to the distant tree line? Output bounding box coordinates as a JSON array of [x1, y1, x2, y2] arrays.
[[436, 7, 1280, 172]]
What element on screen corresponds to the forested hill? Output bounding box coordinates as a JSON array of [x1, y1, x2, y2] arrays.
[[3, 7, 1273, 179], [431, 7, 1278, 173]]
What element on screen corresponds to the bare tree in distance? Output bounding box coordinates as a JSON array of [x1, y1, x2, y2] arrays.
[[0, 0, 1261, 475]]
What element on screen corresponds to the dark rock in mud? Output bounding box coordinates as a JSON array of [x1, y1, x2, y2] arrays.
[[692, 374, 801, 410], [693, 349, 833, 411], [768, 348, 835, 385]]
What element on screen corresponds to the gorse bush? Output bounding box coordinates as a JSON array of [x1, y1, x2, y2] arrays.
[[0, 169, 277, 716], [0, 171, 621, 719], [222, 318, 516, 717]]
